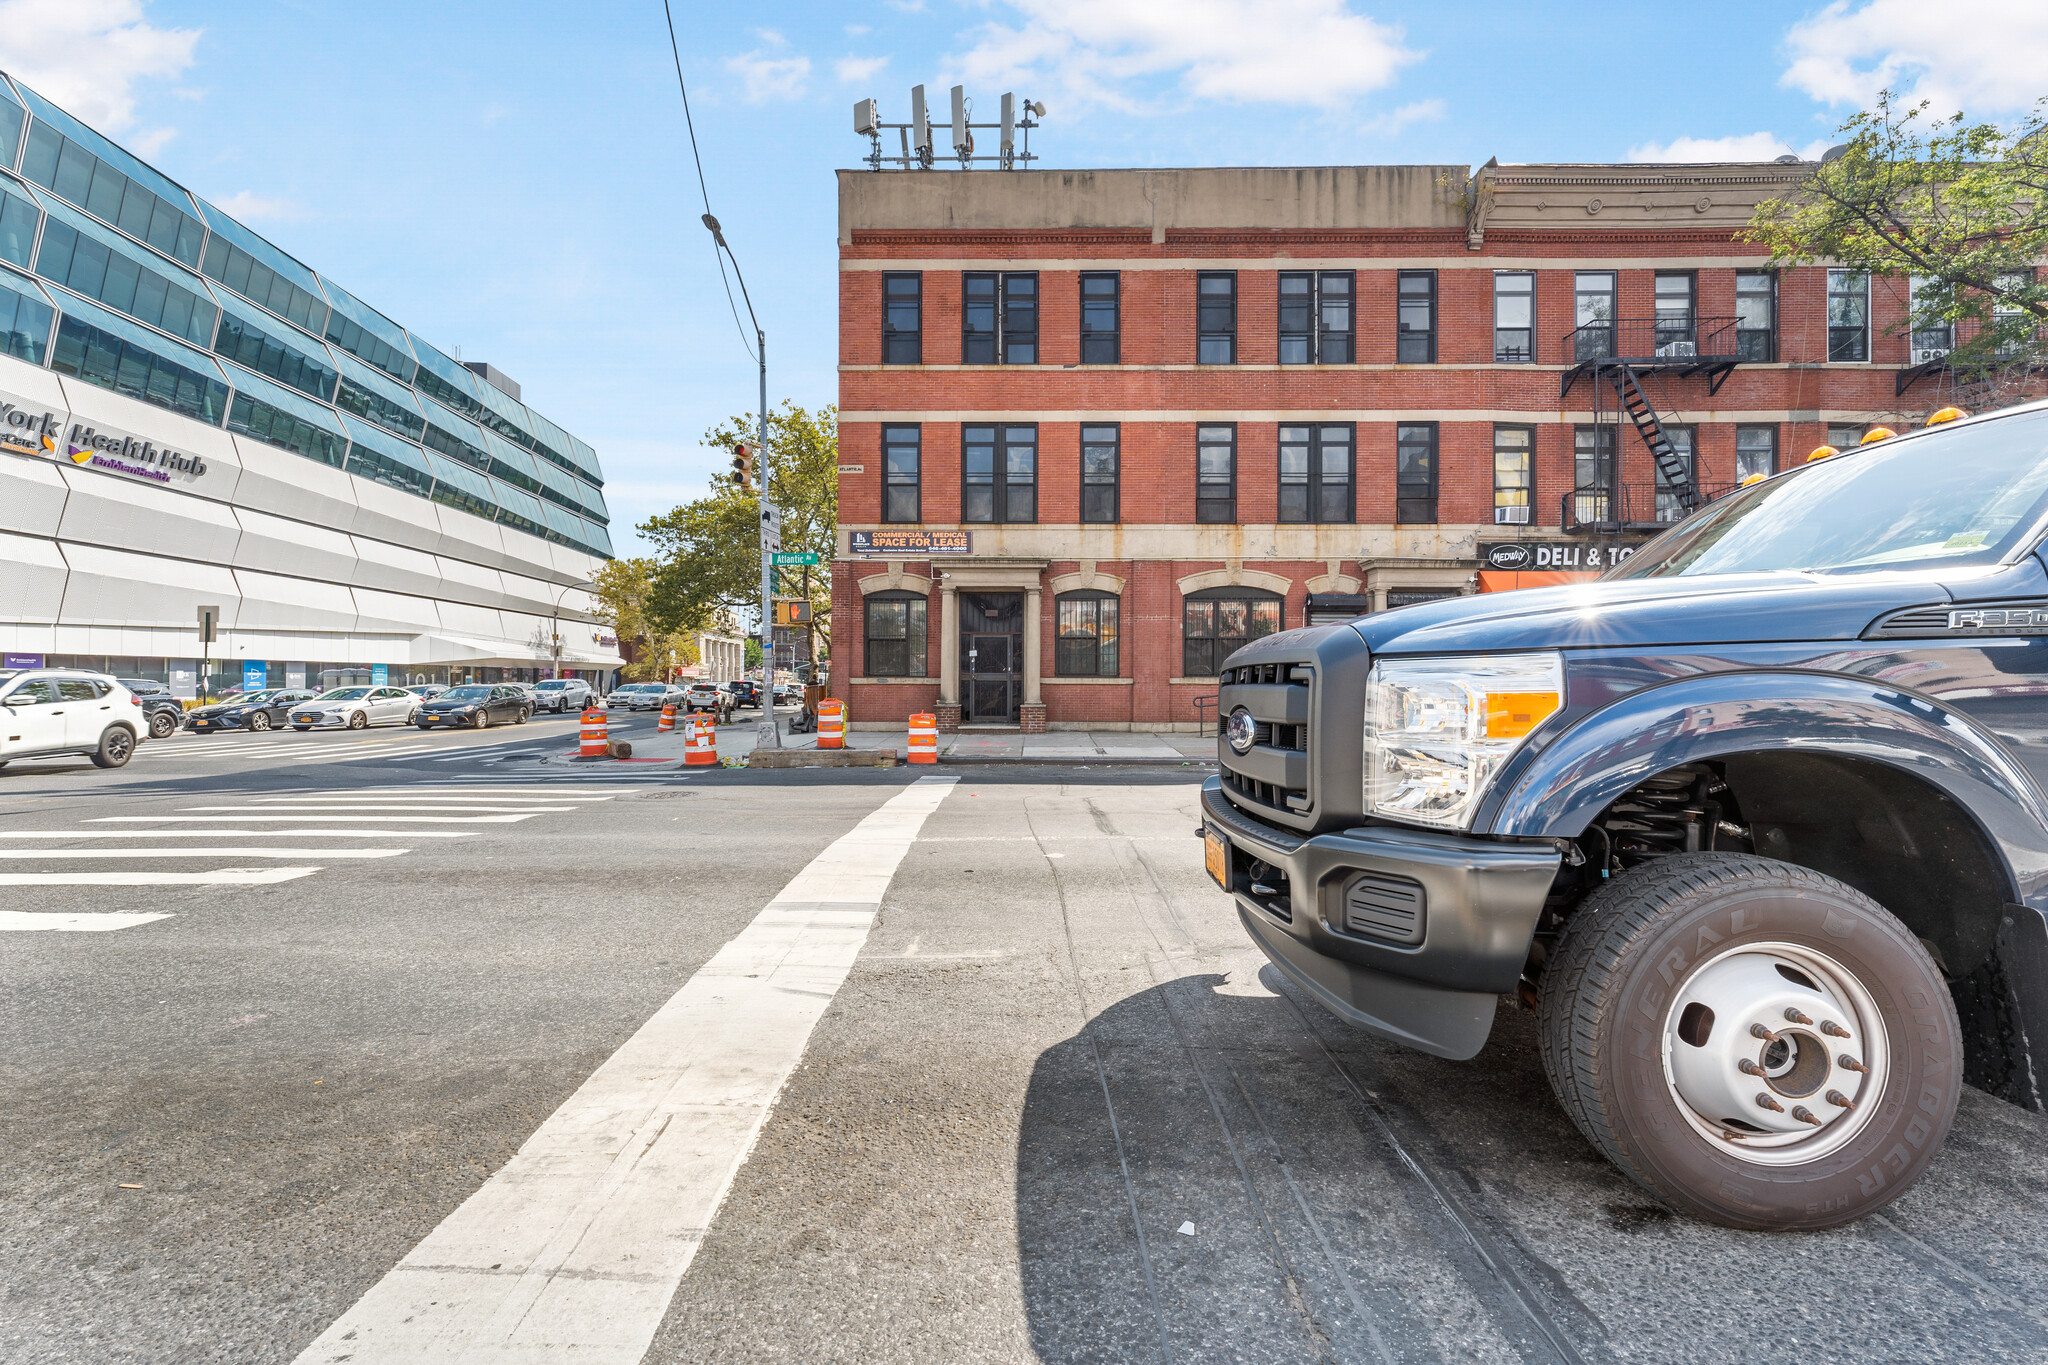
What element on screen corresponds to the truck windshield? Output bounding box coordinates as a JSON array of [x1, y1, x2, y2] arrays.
[[1612, 407, 2048, 579]]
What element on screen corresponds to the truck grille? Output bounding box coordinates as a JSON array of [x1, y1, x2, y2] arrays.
[[1216, 662, 1314, 817]]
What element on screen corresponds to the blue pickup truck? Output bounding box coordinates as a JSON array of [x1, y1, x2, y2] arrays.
[[1204, 400, 2048, 1231]]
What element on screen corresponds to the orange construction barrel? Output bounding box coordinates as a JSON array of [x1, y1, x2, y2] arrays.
[[579, 707, 609, 757], [908, 712, 937, 765], [657, 701, 677, 734], [684, 712, 718, 766], [817, 698, 845, 749]]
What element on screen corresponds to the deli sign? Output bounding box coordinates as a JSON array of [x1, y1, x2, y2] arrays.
[[1480, 540, 1641, 571]]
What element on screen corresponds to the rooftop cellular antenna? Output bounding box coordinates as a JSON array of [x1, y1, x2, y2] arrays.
[[856, 87, 1042, 171]]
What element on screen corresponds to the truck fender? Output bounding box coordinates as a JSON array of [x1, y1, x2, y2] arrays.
[[1483, 669, 2048, 906]]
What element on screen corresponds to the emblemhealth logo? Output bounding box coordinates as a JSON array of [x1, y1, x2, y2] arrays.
[[62, 423, 208, 486]]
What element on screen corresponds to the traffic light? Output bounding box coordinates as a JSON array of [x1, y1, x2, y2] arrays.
[[730, 442, 756, 493], [773, 601, 814, 626]]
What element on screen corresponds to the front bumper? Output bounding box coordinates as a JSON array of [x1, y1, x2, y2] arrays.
[[1202, 777, 1558, 1060], [291, 713, 349, 728], [186, 715, 245, 730]]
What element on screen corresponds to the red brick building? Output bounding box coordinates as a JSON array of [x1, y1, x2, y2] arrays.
[[832, 161, 1977, 732]]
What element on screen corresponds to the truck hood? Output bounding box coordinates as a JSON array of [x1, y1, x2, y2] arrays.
[[1351, 564, 2038, 656]]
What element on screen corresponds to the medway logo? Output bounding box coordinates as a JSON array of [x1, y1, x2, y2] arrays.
[[0, 400, 62, 457]]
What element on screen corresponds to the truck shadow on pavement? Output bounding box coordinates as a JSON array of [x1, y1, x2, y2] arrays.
[[1014, 968, 2048, 1365]]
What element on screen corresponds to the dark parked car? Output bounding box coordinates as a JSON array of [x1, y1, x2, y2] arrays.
[[415, 684, 531, 729], [185, 688, 321, 733], [116, 677, 186, 739], [723, 680, 760, 709], [1203, 401, 2048, 1233], [405, 684, 448, 700]]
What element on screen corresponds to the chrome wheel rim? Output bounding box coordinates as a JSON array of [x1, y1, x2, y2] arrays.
[[1661, 940, 1888, 1165]]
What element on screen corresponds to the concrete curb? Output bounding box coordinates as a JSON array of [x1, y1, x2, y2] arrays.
[[937, 756, 1217, 767]]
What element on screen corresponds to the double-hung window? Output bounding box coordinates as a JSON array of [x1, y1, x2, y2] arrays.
[[1993, 270, 2032, 357], [882, 425, 920, 522], [1827, 269, 1869, 361], [1654, 426, 1696, 522], [1735, 425, 1776, 482], [1395, 423, 1438, 524], [1493, 425, 1533, 524], [1396, 271, 1435, 362], [1055, 592, 1120, 677], [1080, 272, 1118, 363], [1197, 272, 1236, 363], [1196, 425, 1236, 523], [1654, 272, 1696, 353], [882, 273, 921, 363], [963, 271, 1037, 363], [1575, 272, 1616, 361], [864, 592, 928, 678], [1909, 275, 1953, 360], [1494, 272, 1534, 362], [1574, 426, 1613, 523], [1081, 424, 1119, 523], [962, 424, 1036, 523], [1278, 424, 1354, 523], [1183, 590, 1282, 678], [1279, 272, 1354, 363], [1736, 271, 1777, 361]]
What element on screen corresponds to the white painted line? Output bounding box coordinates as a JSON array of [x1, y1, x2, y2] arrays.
[[89, 815, 540, 824], [0, 829, 476, 839], [0, 848, 407, 860], [0, 867, 319, 886], [295, 775, 959, 1365], [0, 911, 174, 932], [176, 804, 576, 814]]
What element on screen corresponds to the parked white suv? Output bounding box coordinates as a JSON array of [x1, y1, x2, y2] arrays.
[[533, 678, 594, 713], [0, 668, 145, 769]]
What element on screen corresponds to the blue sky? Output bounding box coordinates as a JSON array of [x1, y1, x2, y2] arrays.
[[2, 0, 2043, 554]]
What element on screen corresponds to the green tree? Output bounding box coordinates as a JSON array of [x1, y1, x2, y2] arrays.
[[640, 401, 838, 669], [1745, 92, 2048, 389], [589, 556, 708, 683]]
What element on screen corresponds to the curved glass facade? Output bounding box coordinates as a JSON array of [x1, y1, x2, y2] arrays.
[[0, 68, 610, 558]]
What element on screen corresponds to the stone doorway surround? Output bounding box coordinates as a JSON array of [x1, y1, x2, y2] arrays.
[[933, 557, 1049, 732], [1357, 556, 1477, 611]]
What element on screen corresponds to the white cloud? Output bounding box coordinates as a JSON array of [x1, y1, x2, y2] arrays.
[[836, 55, 889, 85], [211, 190, 305, 223], [1783, 0, 2048, 115], [845, 24, 871, 36], [955, 0, 1421, 114], [1361, 98, 1443, 137], [1626, 132, 1832, 163], [0, 0, 198, 138], [727, 44, 812, 103]]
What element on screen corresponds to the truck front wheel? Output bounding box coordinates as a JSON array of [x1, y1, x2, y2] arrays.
[[1536, 852, 1960, 1230]]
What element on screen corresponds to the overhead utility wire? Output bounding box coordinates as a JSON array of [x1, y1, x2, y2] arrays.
[[663, 0, 756, 362]]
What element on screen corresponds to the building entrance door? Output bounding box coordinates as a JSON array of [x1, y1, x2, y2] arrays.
[[960, 591, 1023, 723]]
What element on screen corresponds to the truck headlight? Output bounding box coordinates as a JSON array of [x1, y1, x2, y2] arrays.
[[1363, 653, 1564, 829]]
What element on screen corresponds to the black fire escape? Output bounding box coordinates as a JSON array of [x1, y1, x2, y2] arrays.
[[1558, 317, 1742, 532]]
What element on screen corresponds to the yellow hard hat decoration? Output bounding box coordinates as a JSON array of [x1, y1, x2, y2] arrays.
[[1860, 426, 1896, 444], [1740, 472, 1767, 486], [1926, 406, 1966, 425], [1806, 445, 1839, 462]]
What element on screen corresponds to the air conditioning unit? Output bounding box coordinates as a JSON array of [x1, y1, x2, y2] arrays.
[[1495, 505, 1531, 525], [1911, 347, 1952, 366], [1656, 341, 1698, 358]]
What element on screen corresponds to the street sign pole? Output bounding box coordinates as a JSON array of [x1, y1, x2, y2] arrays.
[[757, 398, 781, 750], [197, 605, 219, 707]]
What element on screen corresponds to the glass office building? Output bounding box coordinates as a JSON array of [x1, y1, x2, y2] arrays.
[[0, 71, 620, 696]]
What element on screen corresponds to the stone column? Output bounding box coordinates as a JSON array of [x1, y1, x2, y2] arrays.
[[936, 582, 962, 732], [1020, 584, 1046, 733]]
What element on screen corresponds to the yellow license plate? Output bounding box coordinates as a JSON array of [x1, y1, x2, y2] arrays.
[[1204, 828, 1228, 889]]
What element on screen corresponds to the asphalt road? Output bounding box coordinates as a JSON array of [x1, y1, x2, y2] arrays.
[[2, 732, 2044, 1364]]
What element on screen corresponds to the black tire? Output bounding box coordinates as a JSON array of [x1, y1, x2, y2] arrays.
[[148, 710, 178, 739], [249, 711, 271, 732], [516, 706, 530, 724], [408, 708, 421, 725], [90, 725, 134, 768], [1536, 852, 1960, 1231], [293, 725, 311, 732], [476, 710, 491, 729], [348, 711, 367, 730]]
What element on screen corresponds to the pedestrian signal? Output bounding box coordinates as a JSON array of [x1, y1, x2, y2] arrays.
[[773, 601, 814, 626]]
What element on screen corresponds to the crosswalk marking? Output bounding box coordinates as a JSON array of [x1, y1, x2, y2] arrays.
[[89, 814, 545, 824], [0, 847, 407, 860], [177, 804, 577, 814], [0, 829, 479, 838], [0, 911, 174, 932], [0, 867, 319, 886]]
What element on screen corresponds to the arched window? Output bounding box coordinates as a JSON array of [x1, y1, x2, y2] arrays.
[[1055, 590, 1119, 677], [863, 590, 928, 678], [1183, 588, 1281, 677]]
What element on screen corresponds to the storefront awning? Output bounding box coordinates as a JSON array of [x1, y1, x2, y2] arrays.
[[1476, 570, 1601, 593]]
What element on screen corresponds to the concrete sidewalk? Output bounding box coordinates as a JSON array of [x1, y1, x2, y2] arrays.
[[600, 715, 1214, 766]]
